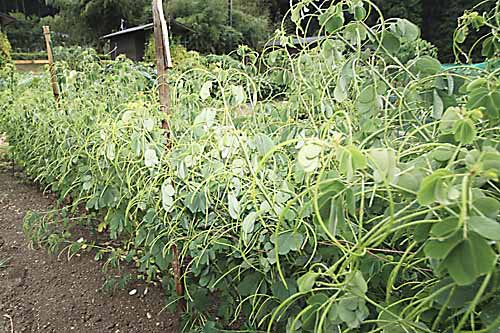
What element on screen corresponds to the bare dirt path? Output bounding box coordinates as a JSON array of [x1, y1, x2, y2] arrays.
[[0, 157, 178, 333]]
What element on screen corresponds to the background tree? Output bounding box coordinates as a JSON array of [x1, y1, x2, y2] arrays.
[[1, 0, 493, 61], [169, 0, 270, 53], [45, 0, 149, 48]]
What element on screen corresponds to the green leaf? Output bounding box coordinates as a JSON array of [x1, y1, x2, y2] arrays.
[[356, 83, 382, 115], [298, 142, 322, 173], [424, 231, 462, 260], [417, 169, 453, 205], [480, 298, 500, 333], [439, 107, 461, 133], [453, 118, 476, 144], [319, 5, 344, 33], [348, 271, 368, 296], [481, 36, 500, 59], [231, 85, 246, 105], [106, 142, 115, 160], [473, 197, 500, 218], [228, 193, 240, 220], [433, 278, 479, 309], [368, 148, 398, 183], [444, 232, 497, 285], [291, 4, 303, 24], [392, 19, 420, 42], [238, 273, 261, 296], [254, 133, 275, 156], [99, 186, 119, 208], [297, 271, 319, 292], [185, 191, 208, 213], [161, 180, 175, 212], [414, 223, 431, 242], [242, 212, 257, 234], [344, 22, 367, 45], [307, 293, 329, 306], [455, 26, 468, 44], [381, 32, 400, 54], [143, 118, 155, 131], [276, 231, 304, 255], [337, 145, 367, 179], [315, 180, 346, 236], [194, 108, 217, 128], [430, 217, 460, 238], [431, 147, 454, 162], [144, 148, 159, 167], [468, 216, 500, 240], [353, 5, 366, 21], [200, 81, 213, 100], [432, 90, 444, 119], [358, 85, 376, 104], [338, 296, 369, 328], [467, 86, 500, 120], [412, 56, 441, 77], [334, 75, 349, 102], [397, 168, 424, 192], [271, 278, 298, 301], [131, 132, 144, 156]]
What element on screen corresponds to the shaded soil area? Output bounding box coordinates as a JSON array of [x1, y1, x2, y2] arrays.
[[0, 157, 178, 332]]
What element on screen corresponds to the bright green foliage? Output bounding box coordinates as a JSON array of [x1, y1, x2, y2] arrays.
[[0, 31, 12, 68], [144, 36, 200, 65], [1, 1, 500, 333]]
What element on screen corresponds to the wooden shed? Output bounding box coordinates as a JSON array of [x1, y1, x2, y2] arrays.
[[0, 12, 16, 29], [100, 19, 192, 61]]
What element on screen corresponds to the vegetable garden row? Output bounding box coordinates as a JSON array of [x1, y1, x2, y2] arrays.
[[0, 1, 499, 332]]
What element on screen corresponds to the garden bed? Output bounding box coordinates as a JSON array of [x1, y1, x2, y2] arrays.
[[0, 155, 177, 332]]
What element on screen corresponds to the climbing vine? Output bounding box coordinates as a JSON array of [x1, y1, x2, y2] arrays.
[[1, 1, 499, 332]]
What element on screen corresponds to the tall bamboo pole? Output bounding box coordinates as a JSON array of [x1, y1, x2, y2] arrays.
[[152, 0, 184, 312], [42, 26, 59, 103], [152, 0, 172, 134]]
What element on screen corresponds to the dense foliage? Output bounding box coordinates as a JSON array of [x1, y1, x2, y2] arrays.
[[1, 0, 491, 60], [0, 31, 11, 68], [3, 11, 73, 52], [1, 1, 499, 332], [3, 0, 272, 53], [169, 0, 271, 53]]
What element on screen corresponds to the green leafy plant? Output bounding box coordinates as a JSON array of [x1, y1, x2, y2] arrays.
[[1, 1, 499, 332], [0, 31, 12, 69]]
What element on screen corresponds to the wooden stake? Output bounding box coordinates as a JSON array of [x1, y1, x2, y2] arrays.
[[152, 0, 185, 311], [152, 0, 172, 141], [42, 26, 59, 102]]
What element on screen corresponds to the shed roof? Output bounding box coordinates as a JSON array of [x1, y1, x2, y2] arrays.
[[0, 12, 16, 26], [100, 19, 192, 40]]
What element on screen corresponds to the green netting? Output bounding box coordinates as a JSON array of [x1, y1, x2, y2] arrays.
[[441, 62, 486, 70]]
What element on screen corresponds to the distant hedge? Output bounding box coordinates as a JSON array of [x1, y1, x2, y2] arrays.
[[11, 50, 111, 61], [11, 51, 47, 60]]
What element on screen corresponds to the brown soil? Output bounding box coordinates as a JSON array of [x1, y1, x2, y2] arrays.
[[0, 157, 179, 332]]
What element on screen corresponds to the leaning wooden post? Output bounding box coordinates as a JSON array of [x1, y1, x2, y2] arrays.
[[42, 26, 60, 102], [152, 0, 184, 310], [152, 0, 173, 140]]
